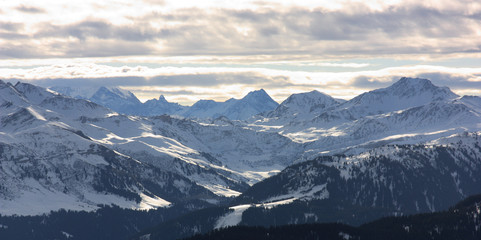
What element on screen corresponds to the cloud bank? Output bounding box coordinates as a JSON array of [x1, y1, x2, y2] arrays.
[[1, 1, 480, 59]]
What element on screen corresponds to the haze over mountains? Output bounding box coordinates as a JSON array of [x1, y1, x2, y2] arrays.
[[1, 77, 481, 239]]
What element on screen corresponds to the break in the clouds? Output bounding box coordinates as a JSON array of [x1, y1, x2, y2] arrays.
[[0, 0, 480, 104]]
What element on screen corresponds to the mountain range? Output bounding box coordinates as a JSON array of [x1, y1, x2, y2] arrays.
[[1, 77, 481, 239], [50, 86, 279, 120]]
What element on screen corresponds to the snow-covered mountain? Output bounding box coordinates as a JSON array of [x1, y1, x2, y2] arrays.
[[218, 132, 481, 228], [250, 78, 480, 153], [238, 132, 481, 208], [89, 86, 143, 114], [0, 80, 301, 215], [0, 81, 224, 215], [50, 86, 143, 115], [337, 77, 458, 118], [183, 89, 278, 120], [130, 132, 481, 239], [262, 90, 344, 122], [143, 95, 187, 115], [3, 77, 481, 220], [51, 86, 278, 120]]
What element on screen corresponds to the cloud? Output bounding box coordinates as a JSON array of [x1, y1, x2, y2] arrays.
[[15, 5, 45, 14], [0, 22, 24, 32], [35, 19, 162, 42], [2, 2, 481, 59]]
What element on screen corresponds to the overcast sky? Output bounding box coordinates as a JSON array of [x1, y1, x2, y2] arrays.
[[1, 0, 480, 104]]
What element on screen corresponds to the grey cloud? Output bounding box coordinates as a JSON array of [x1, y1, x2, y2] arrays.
[[7, 71, 283, 89], [0, 22, 27, 40], [259, 26, 279, 36], [145, 72, 284, 87], [351, 73, 481, 92], [0, 22, 24, 32], [0, 38, 154, 59], [16, 5, 45, 14], [136, 89, 197, 96], [350, 76, 399, 89], [15, 77, 146, 89], [301, 6, 474, 41], [64, 41, 154, 57], [0, 43, 44, 58], [0, 32, 28, 40], [154, 6, 481, 56], [417, 72, 481, 89], [6, 3, 481, 58], [36, 20, 162, 42]]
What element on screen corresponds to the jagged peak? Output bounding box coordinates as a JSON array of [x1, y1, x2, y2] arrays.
[[243, 89, 269, 99], [158, 95, 167, 102], [247, 88, 267, 96], [0, 79, 13, 89]]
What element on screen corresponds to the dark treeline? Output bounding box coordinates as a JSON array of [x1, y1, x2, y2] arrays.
[[0, 203, 207, 240], [184, 194, 481, 240]]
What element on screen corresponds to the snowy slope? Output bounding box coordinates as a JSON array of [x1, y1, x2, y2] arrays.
[[0, 81, 223, 215], [228, 132, 481, 226], [249, 78, 481, 154], [133, 132, 481, 238], [3, 77, 481, 218], [89, 86, 143, 114], [336, 77, 458, 118], [1, 81, 302, 215]]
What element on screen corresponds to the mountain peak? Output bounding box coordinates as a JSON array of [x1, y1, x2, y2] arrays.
[[0, 80, 13, 89], [385, 77, 458, 100], [281, 90, 340, 107], [243, 89, 268, 98], [336, 77, 459, 119], [395, 77, 432, 86], [158, 95, 167, 102], [263, 90, 341, 120], [92, 87, 139, 101], [389, 77, 438, 93], [242, 89, 277, 104]]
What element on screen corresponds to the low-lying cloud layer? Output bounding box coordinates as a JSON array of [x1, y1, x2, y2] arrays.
[[2, 64, 480, 105]]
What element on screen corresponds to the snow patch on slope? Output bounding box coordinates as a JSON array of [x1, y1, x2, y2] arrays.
[[214, 198, 296, 229]]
